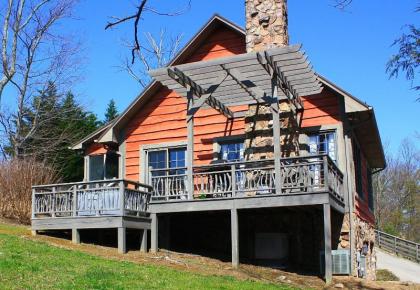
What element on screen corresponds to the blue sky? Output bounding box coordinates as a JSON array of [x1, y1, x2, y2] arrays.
[[66, 0, 418, 153]]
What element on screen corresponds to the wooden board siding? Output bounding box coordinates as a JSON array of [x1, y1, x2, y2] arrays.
[[85, 143, 107, 155], [301, 88, 341, 128], [124, 26, 247, 181], [186, 26, 246, 62], [355, 152, 375, 224]]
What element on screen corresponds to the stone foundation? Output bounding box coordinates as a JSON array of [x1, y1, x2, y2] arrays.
[[339, 213, 376, 280]]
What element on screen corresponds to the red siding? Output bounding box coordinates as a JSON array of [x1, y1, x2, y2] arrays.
[[86, 143, 107, 155], [124, 27, 247, 181], [301, 88, 340, 128], [355, 151, 375, 224]]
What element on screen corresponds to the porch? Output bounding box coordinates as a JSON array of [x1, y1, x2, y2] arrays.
[[31, 179, 152, 253]]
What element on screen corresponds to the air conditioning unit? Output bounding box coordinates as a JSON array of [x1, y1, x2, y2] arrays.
[[320, 249, 351, 275]]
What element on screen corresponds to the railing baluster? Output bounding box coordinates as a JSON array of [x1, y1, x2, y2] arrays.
[[73, 185, 77, 217], [231, 165, 236, 197], [119, 180, 125, 216], [52, 186, 56, 218]]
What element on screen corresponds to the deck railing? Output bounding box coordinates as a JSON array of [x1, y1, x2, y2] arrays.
[[150, 154, 344, 202], [32, 179, 152, 219], [375, 230, 420, 263]]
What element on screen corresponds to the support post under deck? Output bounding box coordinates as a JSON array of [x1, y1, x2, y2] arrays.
[[140, 229, 147, 253], [118, 227, 127, 254], [151, 213, 158, 253], [72, 228, 80, 244], [231, 208, 239, 268], [323, 204, 332, 284]]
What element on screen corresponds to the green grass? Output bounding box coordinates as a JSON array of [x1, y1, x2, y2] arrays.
[[376, 269, 400, 281], [0, 230, 296, 290]]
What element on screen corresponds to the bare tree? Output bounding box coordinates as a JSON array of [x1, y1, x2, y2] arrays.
[[119, 30, 183, 88], [105, 0, 191, 64], [0, 0, 81, 158], [374, 138, 420, 241]]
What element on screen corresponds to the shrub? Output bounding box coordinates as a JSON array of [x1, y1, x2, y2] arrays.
[[0, 158, 59, 224]]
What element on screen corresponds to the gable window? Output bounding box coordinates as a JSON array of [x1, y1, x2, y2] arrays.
[[308, 131, 337, 161], [218, 140, 244, 162], [89, 152, 119, 181]]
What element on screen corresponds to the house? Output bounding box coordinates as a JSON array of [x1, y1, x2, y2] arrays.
[[31, 14, 385, 282]]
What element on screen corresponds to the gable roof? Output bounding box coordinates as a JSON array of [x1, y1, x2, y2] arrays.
[[72, 14, 385, 169]]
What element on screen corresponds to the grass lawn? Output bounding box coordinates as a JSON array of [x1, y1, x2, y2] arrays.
[[0, 226, 297, 290]]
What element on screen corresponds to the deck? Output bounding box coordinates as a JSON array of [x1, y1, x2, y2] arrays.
[[148, 154, 345, 213]]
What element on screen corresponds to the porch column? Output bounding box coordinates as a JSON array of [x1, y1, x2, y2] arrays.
[[186, 89, 194, 200], [151, 213, 158, 253], [140, 229, 147, 253], [231, 208, 239, 268], [118, 227, 127, 254], [270, 77, 282, 194], [72, 228, 80, 244], [323, 203, 332, 284]]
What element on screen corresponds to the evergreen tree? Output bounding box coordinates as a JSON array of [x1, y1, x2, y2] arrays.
[[104, 99, 119, 123]]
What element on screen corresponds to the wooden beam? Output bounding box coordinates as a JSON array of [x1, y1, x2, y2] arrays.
[[223, 67, 266, 101], [231, 208, 239, 268], [151, 213, 158, 253], [270, 76, 282, 195], [118, 227, 127, 254], [186, 90, 194, 200], [168, 67, 234, 119], [323, 204, 332, 284]]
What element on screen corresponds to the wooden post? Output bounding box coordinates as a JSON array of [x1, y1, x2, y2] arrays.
[[51, 186, 56, 218], [231, 208, 239, 268], [31, 188, 36, 219], [118, 227, 127, 254], [186, 89, 194, 200], [151, 213, 158, 253], [323, 204, 332, 284], [140, 229, 147, 253], [72, 228, 80, 244], [119, 180, 125, 217], [231, 165, 236, 197], [72, 185, 77, 217], [323, 156, 329, 191], [270, 77, 282, 195]]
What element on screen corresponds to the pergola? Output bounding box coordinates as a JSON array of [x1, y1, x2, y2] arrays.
[[149, 44, 323, 198]]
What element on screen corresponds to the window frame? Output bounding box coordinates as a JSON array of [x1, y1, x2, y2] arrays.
[[307, 130, 338, 162], [88, 152, 120, 181], [213, 135, 245, 163]]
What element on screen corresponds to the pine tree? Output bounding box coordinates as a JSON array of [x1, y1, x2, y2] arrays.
[[104, 99, 119, 123]]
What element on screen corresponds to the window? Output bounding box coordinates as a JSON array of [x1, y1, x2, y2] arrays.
[[219, 141, 244, 162], [308, 131, 337, 161], [89, 152, 119, 181], [147, 147, 186, 177]]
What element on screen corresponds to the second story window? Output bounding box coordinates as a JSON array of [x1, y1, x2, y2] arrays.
[[308, 131, 337, 162], [219, 141, 244, 162]]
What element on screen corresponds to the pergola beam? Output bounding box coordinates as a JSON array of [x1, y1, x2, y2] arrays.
[[167, 67, 234, 119]]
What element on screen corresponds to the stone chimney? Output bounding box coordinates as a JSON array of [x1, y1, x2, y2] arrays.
[[245, 0, 289, 52], [244, 0, 298, 162]]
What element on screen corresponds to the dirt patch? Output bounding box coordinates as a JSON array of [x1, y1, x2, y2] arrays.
[[1, 220, 419, 290]]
